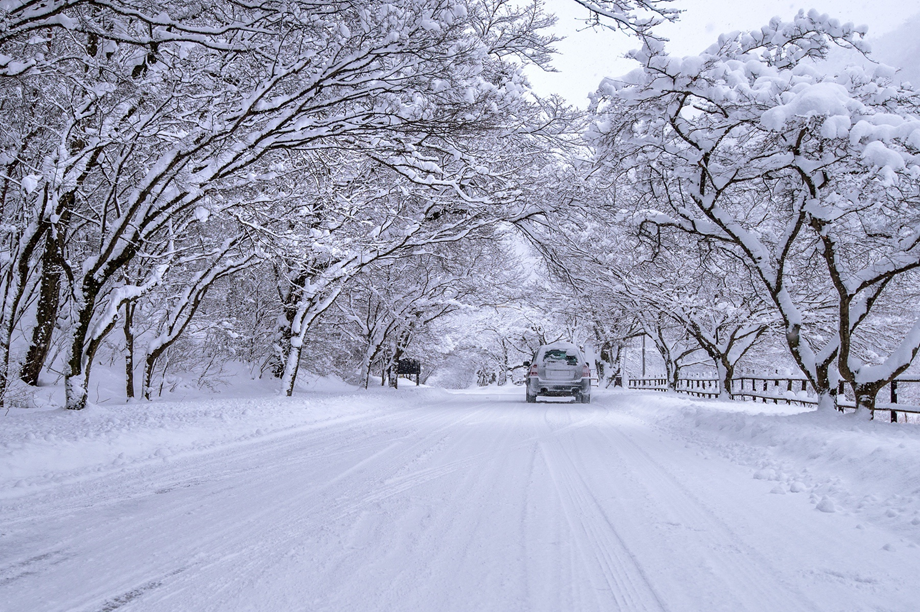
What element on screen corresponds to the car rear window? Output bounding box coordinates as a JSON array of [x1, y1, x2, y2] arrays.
[[543, 349, 579, 365]]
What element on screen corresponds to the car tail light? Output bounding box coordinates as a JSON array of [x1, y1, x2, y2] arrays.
[[528, 364, 538, 378], [582, 364, 590, 378]]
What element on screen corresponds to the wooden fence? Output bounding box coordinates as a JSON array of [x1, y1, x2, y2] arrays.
[[628, 377, 721, 399], [628, 376, 920, 423]]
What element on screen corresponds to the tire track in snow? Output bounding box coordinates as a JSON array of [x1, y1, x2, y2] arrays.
[[519, 404, 616, 612], [179, 399, 503, 610], [363, 399, 534, 611], [185, 397, 511, 611], [187, 399, 501, 610], [538, 427, 670, 612], [301, 397, 534, 611], [0, 395, 493, 612], [593, 412, 820, 612]]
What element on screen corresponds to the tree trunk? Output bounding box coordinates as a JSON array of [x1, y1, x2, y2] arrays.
[[281, 339, 303, 397], [142, 351, 156, 401], [364, 360, 373, 390], [389, 345, 404, 389], [650, 331, 680, 392], [64, 275, 124, 409], [610, 344, 624, 388], [665, 358, 679, 392], [0, 219, 50, 404], [28, 171, 95, 407], [124, 300, 136, 399], [276, 270, 341, 395], [20, 228, 65, 386], [0, 320, 15, 407], [64, 294, 96, 410], [83, 318, 117, 393], [596, 341, 616, 387], [785, 322, 839, 412], [270, 269, 306, 379], [143, 336, 171, 401], [63, 222, 142, 410], [853, 383, 880, 420], [813, 361, 839, 412], [363, 336, 388, 390], [142, 346, 173, 401], [716, 359, 733, 400]]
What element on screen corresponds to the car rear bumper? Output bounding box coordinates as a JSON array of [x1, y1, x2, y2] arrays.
[[527, 377, 590, 397]]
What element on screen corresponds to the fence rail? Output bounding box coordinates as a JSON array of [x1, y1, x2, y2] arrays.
[[628, 377, 721, 399], [628, 376, 920, 423]]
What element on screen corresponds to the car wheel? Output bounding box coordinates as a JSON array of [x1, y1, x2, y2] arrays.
[[526, 392, 537, 403], [581, 393, 591, 404]]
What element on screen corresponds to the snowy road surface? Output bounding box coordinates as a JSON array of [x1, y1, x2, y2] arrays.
[[3, 386, 920, 611]]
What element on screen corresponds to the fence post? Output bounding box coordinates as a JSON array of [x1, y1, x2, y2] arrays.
[[891, 380, 898, 423]]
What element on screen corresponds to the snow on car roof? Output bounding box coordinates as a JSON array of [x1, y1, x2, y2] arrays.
[[539, 342, 580, 353]]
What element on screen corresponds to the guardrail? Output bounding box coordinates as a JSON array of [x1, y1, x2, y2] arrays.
[[628, 376, 920, 423]]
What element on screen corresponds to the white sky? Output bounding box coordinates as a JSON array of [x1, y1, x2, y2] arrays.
[[527, 0, 920, 106]]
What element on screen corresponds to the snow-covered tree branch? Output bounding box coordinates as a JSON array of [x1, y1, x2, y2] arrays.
[[590, 10, 920, 413]]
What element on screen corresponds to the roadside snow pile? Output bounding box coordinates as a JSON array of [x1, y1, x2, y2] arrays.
[[0, 380, 415, 500], [622, 391, 920, 544]]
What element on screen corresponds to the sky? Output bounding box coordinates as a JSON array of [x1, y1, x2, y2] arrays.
[[526, 0, 920, 106]]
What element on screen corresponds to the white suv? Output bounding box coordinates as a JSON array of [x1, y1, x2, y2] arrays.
[[524, 342, 591, 404]]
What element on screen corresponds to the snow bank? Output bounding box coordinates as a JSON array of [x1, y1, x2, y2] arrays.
[[0, 380, 439, 500], [619, 391, 920, 543]]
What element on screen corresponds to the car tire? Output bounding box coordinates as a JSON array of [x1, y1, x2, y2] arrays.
[[581, 394, 591, 404], [526, 392, 537, 403]]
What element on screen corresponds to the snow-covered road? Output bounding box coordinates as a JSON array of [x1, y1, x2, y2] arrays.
[[3, 386, 919, 611]]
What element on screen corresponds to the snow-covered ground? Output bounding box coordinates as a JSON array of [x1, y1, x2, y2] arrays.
[[2, 385, 920, 611]]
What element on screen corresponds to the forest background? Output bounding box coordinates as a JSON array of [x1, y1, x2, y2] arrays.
[[3, 0, 920, 416]]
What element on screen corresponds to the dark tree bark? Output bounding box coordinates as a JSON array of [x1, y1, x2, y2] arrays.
[[20, 225, 66, 386], [124, 299, 136, 399]]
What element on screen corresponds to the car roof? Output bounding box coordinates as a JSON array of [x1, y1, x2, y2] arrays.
[[538, 342, 581, 354]]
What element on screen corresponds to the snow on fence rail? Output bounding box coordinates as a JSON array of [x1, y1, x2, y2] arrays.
[[627, 377, 920, 423], [627, 377, 722, 399]]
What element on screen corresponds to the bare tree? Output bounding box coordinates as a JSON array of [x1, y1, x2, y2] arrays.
[[590, 11, 920, 413]]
